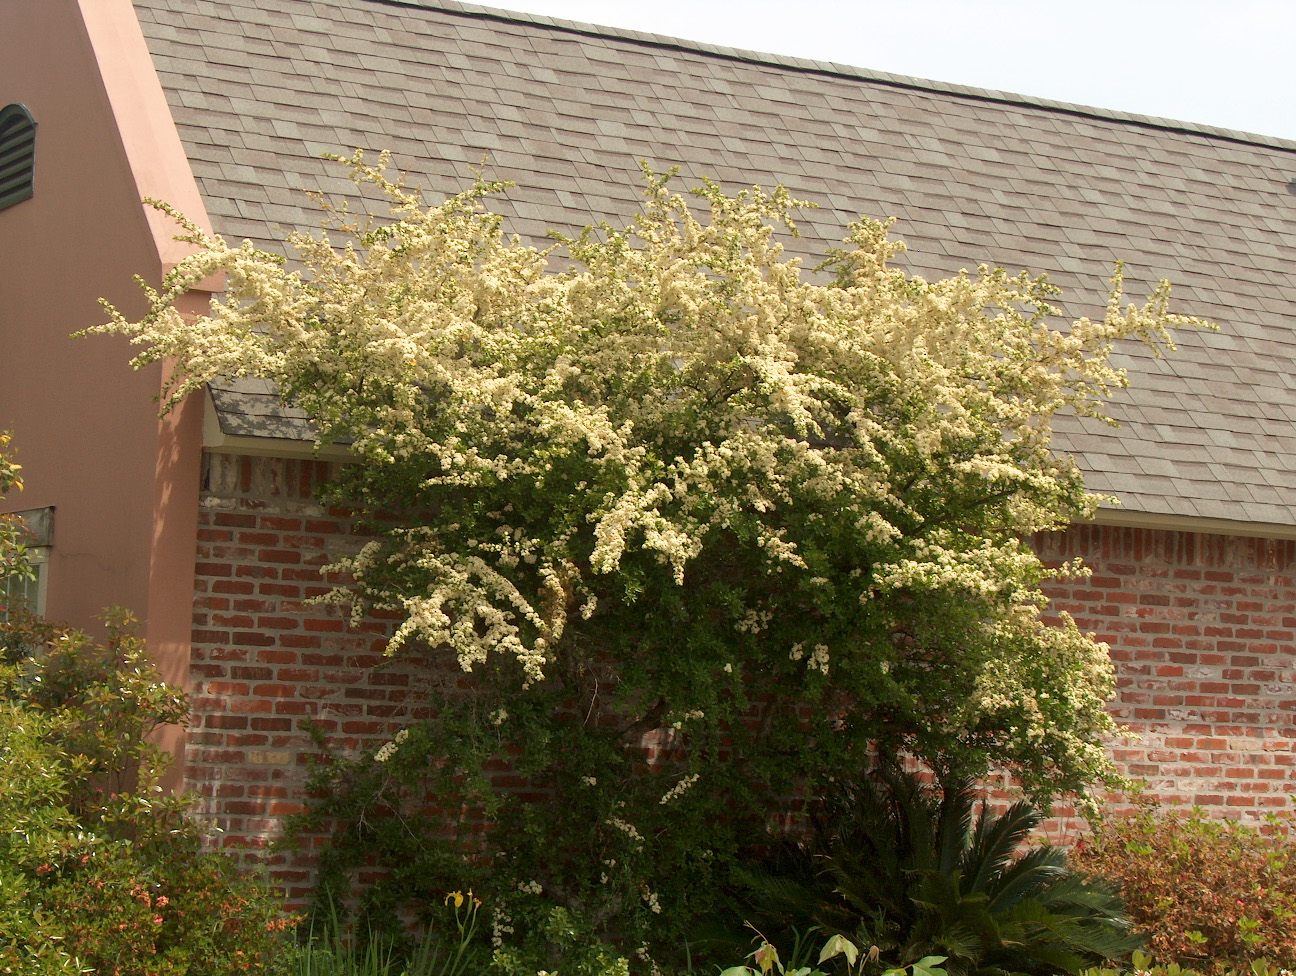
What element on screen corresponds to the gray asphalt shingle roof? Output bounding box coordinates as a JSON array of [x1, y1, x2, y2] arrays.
[[132, 0, 1296, 527]]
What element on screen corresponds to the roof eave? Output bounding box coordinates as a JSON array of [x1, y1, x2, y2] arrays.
[[201, 390, 353, 462], [1088, 505, 1296, 542]]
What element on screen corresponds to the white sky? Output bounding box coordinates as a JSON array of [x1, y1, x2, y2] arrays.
[[484, 0, 1296, 142]]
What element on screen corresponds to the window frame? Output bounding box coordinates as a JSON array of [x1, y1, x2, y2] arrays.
[[0, 507, 52, 618]]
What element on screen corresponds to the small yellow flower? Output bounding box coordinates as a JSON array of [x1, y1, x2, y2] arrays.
[[445, 891, 465, 908]]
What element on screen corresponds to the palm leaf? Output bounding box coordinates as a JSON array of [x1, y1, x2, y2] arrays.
[[983, 844, 1069, 913], [961, 801, 1043, 895], [934, 774, 979, 878], [994, 896, 1143, 970]]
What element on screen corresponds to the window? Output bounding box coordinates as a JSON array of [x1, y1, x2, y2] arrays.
[[0, 507, 52, 619], [0, 103, 36, 212]]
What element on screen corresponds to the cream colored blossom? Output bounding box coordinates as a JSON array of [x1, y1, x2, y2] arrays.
[[606, 816, 645, 849], [659, 773, 700, 805]]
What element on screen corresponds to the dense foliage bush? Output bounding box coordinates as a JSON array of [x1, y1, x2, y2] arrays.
[[1072, 800, 1296, 971], [727, 763, 1140, 976], [0, 608, 294, 975], [99, 155, 1203, 963]]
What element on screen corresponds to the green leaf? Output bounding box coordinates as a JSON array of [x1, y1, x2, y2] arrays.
[[753, 940, 782, 975], [911, 957, 948, 976], [818, 933, 859, 966]]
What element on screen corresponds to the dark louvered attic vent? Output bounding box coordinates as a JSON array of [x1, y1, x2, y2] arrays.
[[0, 104, 36, 212]]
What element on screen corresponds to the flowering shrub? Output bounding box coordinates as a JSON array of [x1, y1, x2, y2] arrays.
[[98, 154, 1203, 962], [1072, 800, 1296, 971], [0, 607, 295, 975]]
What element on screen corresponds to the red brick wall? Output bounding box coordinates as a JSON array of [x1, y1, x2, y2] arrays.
[[1036, 524, 1296, 828], [186, 452, 1296, 893], [187, 452, 430, 898]]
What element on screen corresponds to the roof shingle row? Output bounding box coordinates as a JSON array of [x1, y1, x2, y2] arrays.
[[133, 0, 1296, 526]]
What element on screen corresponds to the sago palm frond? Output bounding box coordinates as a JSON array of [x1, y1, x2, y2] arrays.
[[726, 763, 1142, 976]]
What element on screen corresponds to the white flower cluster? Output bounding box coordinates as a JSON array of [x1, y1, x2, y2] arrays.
[[659, 773, 700, 805], [636, 945, 665, 976], [373, 727, 409, 764], [490, 904, 514, 949], [808, 644, 830, 675], [605, 816, 644, 850], [639, 884, 662, 914]]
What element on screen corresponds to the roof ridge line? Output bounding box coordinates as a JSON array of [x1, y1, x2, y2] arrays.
[[360, 0, 1296, 155]]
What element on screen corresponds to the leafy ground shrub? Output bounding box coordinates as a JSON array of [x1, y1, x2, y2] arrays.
[[1072, 800, 1296, 972], [728, 762, 1140, 976], [1082, 949, 1292, 976], [0, 609, 295, 975], [284, 694, 725, 972], [285, 890, 485, 976], [721, 928, 948, 976], [283, 885, 629, 976]]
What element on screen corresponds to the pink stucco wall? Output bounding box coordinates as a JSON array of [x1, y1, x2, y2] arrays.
[[0, 0, 210, 783]]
